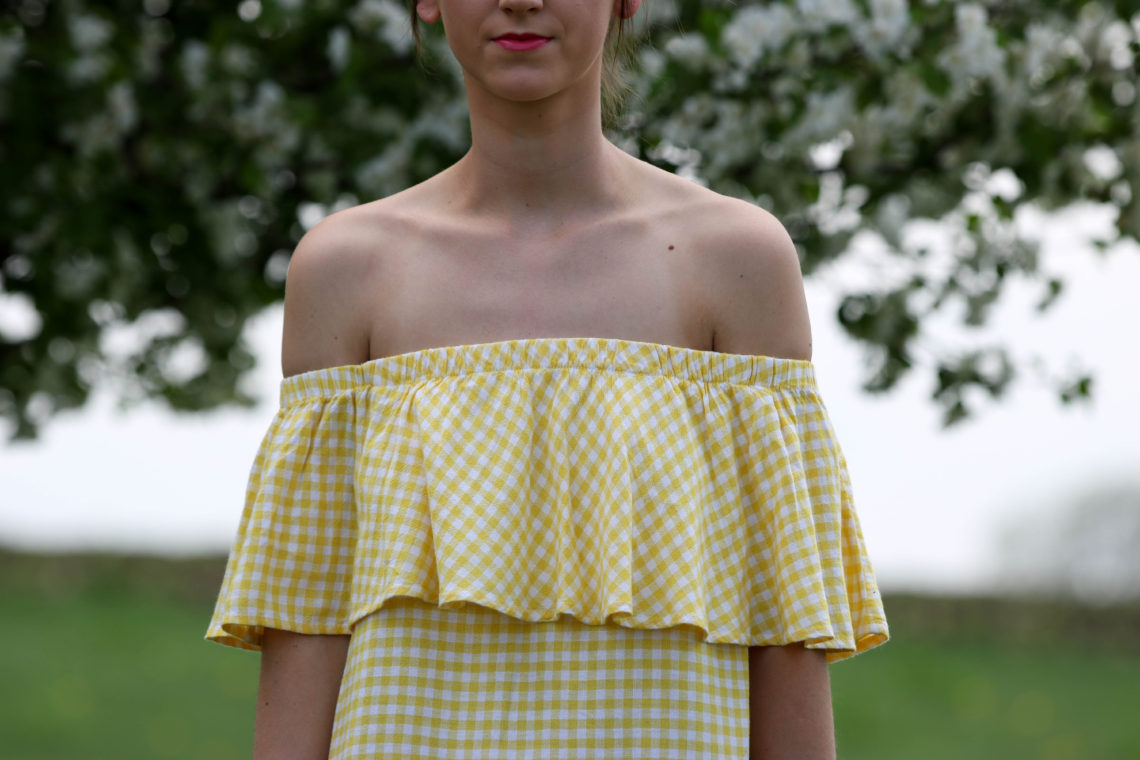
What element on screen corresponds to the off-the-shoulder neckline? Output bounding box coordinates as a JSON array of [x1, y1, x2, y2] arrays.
[[275, 336, 818, 405], [301, 335, 813, 375]]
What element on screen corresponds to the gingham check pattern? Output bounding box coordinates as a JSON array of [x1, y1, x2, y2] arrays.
[[328, 595, 749, 759], [208, 336, 888, 663]]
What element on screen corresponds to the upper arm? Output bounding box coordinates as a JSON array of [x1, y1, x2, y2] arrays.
[[262, 212, 371, 755], [255, 628, 351, 760], [748, 644, 835, 760], [702, 203, 813, 362], [280, 212, 376, 377]]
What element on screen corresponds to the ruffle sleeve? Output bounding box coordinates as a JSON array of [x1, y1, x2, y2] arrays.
[[206, 391, 361, 650], [206, 338, 888, 662]]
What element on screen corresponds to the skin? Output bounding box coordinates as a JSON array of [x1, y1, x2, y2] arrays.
[[258, 1, 834, 758]]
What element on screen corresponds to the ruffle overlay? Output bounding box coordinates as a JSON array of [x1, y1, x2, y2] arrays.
[[207, 336, 888, 662]]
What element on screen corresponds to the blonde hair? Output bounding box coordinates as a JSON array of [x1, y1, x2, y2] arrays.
[[406, 1, 641, 125]]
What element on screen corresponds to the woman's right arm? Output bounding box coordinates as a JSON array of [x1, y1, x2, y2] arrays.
[[254, 213, 375, 757]]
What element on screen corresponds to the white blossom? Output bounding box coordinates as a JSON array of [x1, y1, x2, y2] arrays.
[[355, 141, 412, 198], [410, 97, 469, 151], [795, 0, 858, 32], [136, 19, 170, 80], [107, 81, 137, 133], [66, 52, 111, 84], [722, 5, 796, 70], [1094, 20, 1135, 70], [0, 26, 25, 81], [220, 43, 256, 76], [233, 80, 301, 163], [204, 199, 257, 265], [637, 48, 666, 80], [698, 100, 767, 176], [160, 337, 209, 385], [349, 0, 414, 55], [956, 4, 1006, 76], [60, 112, 118, 158], [180, 41, 210, 91], [350, 0, 388, 30], [956, 4, 988, 38], [232, 80, 285, 137], [846, 112, 885, 175], [852, 0, 912, 60], [785, 38, 812, 69], [327, 26, 351, 72], [938, 4, 1006, 87], [1074, 2, 1110, 52], [1023, 22, 1063, 79], [237, 0, 262, 22], [67, 12, 113, 52], [881, 68, 935, 127], [647, 0, 680, 24], [0, 291, 41, 342], [659, 92, 715, 148], [875, 193, 912, 249], [1083, 145, 1123, 182], [785, 85, 856, 148], [663, 33, 709, 70]]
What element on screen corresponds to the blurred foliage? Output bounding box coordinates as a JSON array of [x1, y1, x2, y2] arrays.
[[0, 544, 228, 604], [1, 0, 1138, 439]]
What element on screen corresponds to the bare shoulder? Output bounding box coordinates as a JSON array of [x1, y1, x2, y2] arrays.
[[280, 203, 399, 377], [658, 177, 813, 361]]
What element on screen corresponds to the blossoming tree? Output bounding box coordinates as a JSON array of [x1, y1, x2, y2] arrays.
[[1, 0, 1136, 438]]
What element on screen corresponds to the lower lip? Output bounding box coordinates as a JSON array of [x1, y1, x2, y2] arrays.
[[494, 37, 551, 51]]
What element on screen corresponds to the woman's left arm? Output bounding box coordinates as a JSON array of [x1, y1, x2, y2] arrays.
[[748, 644, 836, 760], [253, 628, 351, 760]]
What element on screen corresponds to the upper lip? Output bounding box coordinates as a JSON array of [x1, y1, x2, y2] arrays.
[[494, 33, 551, 40]]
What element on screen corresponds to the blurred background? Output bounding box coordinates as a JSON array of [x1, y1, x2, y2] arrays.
[[2, 1, 1138, 758]]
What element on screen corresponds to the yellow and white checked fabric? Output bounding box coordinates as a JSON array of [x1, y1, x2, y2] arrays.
[[207, 336, 887, 659], [208, 336, 888, 757], [328, 595, 750, 758]]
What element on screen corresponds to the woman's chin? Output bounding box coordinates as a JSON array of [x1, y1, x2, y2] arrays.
[[464, 66, 595, 107], [475, 86, 559, 107]]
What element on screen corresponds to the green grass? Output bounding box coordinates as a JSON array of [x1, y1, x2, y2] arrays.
[[1, 550, 1138, 759], [831, 634, 1140, 760], [1, 587, 258, 760]]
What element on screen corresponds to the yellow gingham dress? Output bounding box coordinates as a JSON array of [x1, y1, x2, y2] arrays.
[[207, 336, 888, 758]]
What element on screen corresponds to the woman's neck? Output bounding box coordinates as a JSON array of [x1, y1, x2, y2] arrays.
[[446, 77, 633, 232]]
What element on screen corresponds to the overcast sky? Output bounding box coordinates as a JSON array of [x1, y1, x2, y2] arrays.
[[1, 202, 1137, 596]]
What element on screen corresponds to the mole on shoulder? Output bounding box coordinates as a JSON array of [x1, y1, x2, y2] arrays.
[[668, 244, 675, 250]]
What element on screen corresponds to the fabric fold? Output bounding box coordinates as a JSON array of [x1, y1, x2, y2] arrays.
[[207, 336, 888, 662]]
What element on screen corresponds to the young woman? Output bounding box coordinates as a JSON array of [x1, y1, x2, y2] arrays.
[[207, 2, 889, 758]]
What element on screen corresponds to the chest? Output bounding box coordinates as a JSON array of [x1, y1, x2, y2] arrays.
[[368, 223, 713, 357]]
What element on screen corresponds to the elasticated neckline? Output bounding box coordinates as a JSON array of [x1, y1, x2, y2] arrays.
[[280, 336, 817, 406]]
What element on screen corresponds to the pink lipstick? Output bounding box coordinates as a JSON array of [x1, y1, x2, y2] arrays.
[[494, 33, 551, 51]]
